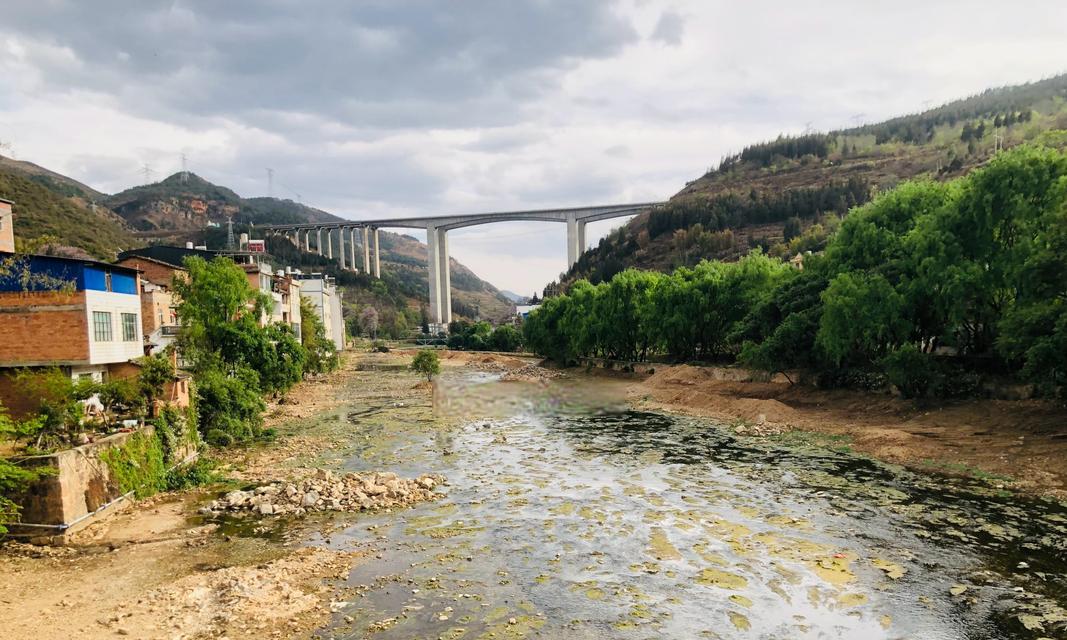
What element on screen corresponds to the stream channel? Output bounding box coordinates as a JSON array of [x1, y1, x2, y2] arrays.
[[300, 369, 1067, 639]]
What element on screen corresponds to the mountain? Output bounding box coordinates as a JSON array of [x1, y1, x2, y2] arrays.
[[0, 165, 136, 259], [0, 154, 106, 202], [560, 73, 1067, 289], [0, 162, 512, 325], [104, 172, 343, 235], [499, 290, 528, 303]]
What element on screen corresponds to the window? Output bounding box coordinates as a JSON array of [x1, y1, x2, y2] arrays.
[[93, 311, 113, 342], [121, 313, 138, 342]]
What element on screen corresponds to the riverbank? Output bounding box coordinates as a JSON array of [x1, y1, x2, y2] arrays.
[[0, 351, 438, 640], [627, 363, 1067, 499]]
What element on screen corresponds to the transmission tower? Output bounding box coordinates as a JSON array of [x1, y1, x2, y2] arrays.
[[226, 215, 235, 250], [141, 163, 155, 184], [266, 168, 274, 197], [180, 153, 188, 183], [0, 140, 13, 158]]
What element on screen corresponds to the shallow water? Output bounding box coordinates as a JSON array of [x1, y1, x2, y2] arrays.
[[315, 372, 1067, 639]]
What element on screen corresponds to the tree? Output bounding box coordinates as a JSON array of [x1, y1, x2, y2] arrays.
[[300, 296, 339, 375], [410, 350, 441, 381], [488, 325, 523, 352], [172, 257, 270, 367], [783, 217, 802, 242], [138, 352, 175, 415], [817, 271, 907, 366], [360, 306, 379, 339]]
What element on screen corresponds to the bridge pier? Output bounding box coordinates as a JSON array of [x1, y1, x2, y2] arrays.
[[336, 228, 347, 270], [315, 228, 324, 256], [362, 227, 371, 273], [373, 228, 380, 278], [425, 226, 452, 326], [303, 229, 311, 252], [427, 225, 441, 325], [565, 214, 587, 269], [348, 227, 358, 272]]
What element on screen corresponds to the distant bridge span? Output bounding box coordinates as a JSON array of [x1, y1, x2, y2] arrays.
[[259, 202, 665, 325]]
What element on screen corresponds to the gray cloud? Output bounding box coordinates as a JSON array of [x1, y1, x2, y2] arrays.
[[4, 1, 637, 129], [650, 10, 684, 45]]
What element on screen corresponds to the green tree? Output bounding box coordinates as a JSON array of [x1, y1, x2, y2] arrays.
[[488, 325, 523, 352], [138, 352, 175, 414], [300, 296, 339, 375], [817, 271, 907, 366], [410, 350, 441, 381]]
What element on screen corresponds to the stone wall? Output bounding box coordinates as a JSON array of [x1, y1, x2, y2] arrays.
[[12, 426, 198, 538]]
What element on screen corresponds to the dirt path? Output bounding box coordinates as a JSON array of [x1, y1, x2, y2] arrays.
[[0, 351, 430, 640], [630, 364, 1067, 499]]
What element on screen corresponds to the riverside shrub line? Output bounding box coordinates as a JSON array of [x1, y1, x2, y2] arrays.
[[523, 144, 1067, 400]]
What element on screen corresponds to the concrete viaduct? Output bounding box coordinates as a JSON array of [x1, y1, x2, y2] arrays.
[[259, 202, 664, 326]]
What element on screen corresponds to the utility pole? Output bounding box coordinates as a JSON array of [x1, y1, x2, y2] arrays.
[[266, 168, 274, 197]]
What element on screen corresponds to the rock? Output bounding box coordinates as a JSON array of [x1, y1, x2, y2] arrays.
[[301, 491, 321, 507], [258, 503, 275, 516]]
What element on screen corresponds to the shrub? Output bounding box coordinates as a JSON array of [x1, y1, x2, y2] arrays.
[[205, 429, 235, 447], [163, 457, 219, 491], [194, 366, 265, 444], [410, 350, 441, 381], [881, 345, 941, 399], [100, 431, 167, 499]]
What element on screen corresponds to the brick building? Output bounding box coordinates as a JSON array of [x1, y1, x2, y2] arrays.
[[0, 253, 145, 418], [0, 198, 13, 253]]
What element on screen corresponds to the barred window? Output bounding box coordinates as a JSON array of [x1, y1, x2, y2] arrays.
[[93, 311, 112, 342], [121, 313, 138, 342]]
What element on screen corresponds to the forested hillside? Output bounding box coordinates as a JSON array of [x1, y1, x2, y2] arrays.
[[0, 168, 136, 259], [526, 143, 1067, 399], [560, 74, 1067, 289]]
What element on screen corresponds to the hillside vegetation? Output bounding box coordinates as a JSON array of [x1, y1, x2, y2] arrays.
[[561, 74, 1067, 289], [0, 169, 136, 259], [525, 143, 1067, 399]]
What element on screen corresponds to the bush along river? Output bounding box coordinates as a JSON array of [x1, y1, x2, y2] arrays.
[[305, 368, 1066, 640]]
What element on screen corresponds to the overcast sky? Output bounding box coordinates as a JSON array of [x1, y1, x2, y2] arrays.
[[2, 1, 1066, 295]]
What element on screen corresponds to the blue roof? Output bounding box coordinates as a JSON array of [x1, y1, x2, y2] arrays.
[[0, 252, 139, 294]]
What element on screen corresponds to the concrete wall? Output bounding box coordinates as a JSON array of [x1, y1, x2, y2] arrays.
[[85, 289, 144, 365], [0, 290, 89, 366], [12, 426, 198, 537]]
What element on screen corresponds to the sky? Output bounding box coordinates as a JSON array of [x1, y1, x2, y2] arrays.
[[1, 1, 1066, 295]]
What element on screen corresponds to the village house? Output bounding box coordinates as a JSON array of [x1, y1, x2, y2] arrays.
[[241, 262, 303, 339], [295, 274, 346, 351], [0, 252, 145, 418]]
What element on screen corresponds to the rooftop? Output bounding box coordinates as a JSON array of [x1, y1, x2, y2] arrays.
[[0, 250, 140, 275]]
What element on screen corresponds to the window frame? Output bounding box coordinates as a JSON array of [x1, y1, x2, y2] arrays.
[[92, 311, 113, 342], [121, 312, 138, 342]]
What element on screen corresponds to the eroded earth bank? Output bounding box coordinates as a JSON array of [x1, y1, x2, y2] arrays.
[[1, 351, 1065, 639]]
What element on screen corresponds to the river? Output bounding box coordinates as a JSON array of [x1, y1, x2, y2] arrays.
[[306, 368, 1067, 639]]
